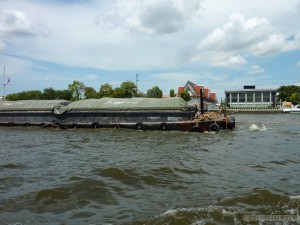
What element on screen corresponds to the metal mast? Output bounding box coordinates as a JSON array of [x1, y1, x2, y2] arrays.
[[2, 67, 6, 100], [135, 72, 139, 89]]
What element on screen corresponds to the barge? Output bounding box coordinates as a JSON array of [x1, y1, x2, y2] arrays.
[[0, 98, 235, 132]]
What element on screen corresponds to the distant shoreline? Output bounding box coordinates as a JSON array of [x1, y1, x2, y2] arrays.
[[208, 109, 283, 114], [226, 109, 282, 114]]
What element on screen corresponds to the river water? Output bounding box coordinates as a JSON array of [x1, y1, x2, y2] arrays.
[[0, 114, 299, 225]]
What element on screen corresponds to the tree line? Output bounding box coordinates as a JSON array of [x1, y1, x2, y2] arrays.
[[277, 85, 300, 105], [6, 80, 184, 101], [9, 83, 298, 104]]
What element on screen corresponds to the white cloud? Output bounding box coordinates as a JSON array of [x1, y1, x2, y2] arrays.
[[138, 0, 203, 34], [249, 32, 300, 56], [198, 13, 273, 52], [0, 9, 48, 38], [0, 39, 5, 49], [95, 0, 203, 35], [248, 65, 265, 74], [1, 0, 300, 79], [249, 34, 285, 56], [297, 61, 300, 67], [211, 55, 247, 67], [296, 1, 300, 13], [191, 12, 300, 68], [139, 2, 186, 34]]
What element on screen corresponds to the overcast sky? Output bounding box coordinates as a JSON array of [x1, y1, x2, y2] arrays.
[[1, 0, 300, 100]]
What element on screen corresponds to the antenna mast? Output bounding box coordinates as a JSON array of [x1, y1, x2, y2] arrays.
[[135, 72, 139, 89], [2, 67, 6, 100], [2, 67, 10, 100]]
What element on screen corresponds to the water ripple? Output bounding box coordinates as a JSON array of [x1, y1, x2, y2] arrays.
[[0, 114, 299, 224]]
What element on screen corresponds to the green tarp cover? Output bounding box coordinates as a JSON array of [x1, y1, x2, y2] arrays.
[[0, 100, 70, 111], [54, 98, 194, 114]]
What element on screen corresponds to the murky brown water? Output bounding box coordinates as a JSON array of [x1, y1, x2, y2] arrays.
[[0, 114, 299, 224]]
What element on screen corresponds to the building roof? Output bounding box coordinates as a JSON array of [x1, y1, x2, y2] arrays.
[[225, 88, 277, 93], [194, 86, 203, 95], [225, 85, 277, 93], [177, 87, 184, 95], [177, 81, 217, 102], [204, 88, 210, 98], [210, 92, 216, 100], [177, 81, 205, 96]]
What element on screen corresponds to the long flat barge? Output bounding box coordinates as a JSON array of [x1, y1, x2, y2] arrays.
[[0, 98, 235, 132]]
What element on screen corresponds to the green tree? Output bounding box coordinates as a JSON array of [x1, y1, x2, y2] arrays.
[[43, 87, 56, 100], [277, 85, 300, 104], [289, 92, 300, 105], [113, 87, 124, 98], [180, 90, 191, 102], [19, 90, 43, 100], [55, 90, 72, 100], [68, 81, 85, 101], [170, 89, 176, 97], [113, 81, 137, 98], [6, 89, 72, 101], [146, 86, 163, 98], [99, 83, 114, 97], [6, 93, 18, 101], [26, 90, 43, 99], [84, 87, 98, 99]]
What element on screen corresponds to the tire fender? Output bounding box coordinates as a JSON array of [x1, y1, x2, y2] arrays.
[[135, 123, 146, 131], [190, 125, 200, 132], [208, 123, 220, 132], [159, 123, 167, 131]]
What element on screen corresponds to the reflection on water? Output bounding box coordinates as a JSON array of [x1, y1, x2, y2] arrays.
[[0, 114, 300, 224]]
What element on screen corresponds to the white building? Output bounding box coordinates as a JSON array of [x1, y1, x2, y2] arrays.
[[225, 85, 277, 108]]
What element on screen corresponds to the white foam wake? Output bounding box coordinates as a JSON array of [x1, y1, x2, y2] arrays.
[[249, 124, 267, 131]]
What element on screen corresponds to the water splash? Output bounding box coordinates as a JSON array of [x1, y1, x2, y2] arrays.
[[249, 124, 267, 131]]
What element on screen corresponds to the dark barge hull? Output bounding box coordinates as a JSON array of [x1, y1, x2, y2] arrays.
[[0, 98, 235, 132], [0, 110, 235, 132]]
